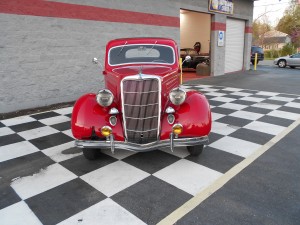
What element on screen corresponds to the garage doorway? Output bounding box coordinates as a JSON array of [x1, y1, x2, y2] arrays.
[[180, 9, 211, 80]]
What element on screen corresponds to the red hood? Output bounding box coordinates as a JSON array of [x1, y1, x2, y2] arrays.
[[112, 65, 174, 76]]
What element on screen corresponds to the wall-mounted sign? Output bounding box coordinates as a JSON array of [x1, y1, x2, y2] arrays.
[[218, 30, 225, 46], [209, 0, 234, 15]]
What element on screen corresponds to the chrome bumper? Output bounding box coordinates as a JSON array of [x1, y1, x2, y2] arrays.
[[75, 134, 209, 153]]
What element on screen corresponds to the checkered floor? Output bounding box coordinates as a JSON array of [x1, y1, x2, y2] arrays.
[[1, 85, 300, 225]]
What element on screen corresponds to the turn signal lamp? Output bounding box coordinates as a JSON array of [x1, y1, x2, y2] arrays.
[[172, 124, 183, 135], [101, 126, 112, 137]]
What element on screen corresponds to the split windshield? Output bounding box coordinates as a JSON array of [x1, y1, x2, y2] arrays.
[[108, 44, 175, 66]]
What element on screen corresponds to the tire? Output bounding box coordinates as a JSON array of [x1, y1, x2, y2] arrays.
[[278, 60, 286, 68], [187, 145, 204, 156], [251, 60, 259, 65], [82, 148, 98, 160], [290, 66, 295, 69]]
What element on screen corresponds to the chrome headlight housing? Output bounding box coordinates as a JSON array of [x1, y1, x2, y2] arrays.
[[169, 87, 186, 105], [96, 89, 114, 107]]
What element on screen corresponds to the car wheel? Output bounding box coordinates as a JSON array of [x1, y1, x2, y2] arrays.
[[82, 148, 98, 160], [278, 60, 286, 68], [290, 66, 295, 69], [187, 145, 204, 156], [251, 60, 254, 65]]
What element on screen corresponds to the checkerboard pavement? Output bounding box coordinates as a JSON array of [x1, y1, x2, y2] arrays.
[[1, 85, 300, 225]]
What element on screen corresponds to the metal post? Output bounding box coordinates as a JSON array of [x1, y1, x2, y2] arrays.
[[254, 53, 258, 70]]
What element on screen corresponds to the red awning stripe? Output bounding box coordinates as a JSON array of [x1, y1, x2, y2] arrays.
[[0, 0, 180, 27]]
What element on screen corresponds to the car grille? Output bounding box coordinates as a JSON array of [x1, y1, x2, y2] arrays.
[[122, 77, 160, 144]]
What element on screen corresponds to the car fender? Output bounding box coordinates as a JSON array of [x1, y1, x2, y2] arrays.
[[160, 90, 212, 140], [71, 94, 125, 141]]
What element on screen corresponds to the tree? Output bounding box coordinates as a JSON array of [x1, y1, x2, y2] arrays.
[[252, 20, 272, 46], [276, 2, 300, 47]]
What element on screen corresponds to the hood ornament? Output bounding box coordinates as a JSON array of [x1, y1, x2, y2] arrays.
[[138, 66, 143, 80]]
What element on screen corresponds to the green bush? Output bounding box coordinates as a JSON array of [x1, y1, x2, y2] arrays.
[[280, 43, 296, 56]]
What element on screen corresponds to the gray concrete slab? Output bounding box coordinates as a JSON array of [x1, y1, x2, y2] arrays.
[[178, 124, 300, 225]]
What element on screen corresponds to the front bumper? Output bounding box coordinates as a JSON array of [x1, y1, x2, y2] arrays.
[[75, 135, 209, 153]]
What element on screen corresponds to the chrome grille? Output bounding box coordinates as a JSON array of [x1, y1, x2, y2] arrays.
[[122, 77, 160, 144]]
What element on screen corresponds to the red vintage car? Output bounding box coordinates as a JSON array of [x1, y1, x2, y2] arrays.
[[71, 37, 212, 160]]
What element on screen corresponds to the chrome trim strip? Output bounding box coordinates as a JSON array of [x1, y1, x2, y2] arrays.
[[121, 75, 162, 142], [75, 136, 209, 152]]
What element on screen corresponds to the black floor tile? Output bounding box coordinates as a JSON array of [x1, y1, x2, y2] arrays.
[[0, 134, 25, 147], [185, 146, 244, 173], [277, 106, 300, 114], [292, 99, 300, 103], [258, 115, 294, 127], [51, 121, 71, 131], [208, 100, 225, 107], [112, 176, 192, 225], [208, 132, 224, 144], [26, 178, 106, 225], [123, 150, 180, 174], [31, 112, 60, 120], [222, 94, 243, 99], [230, 100, 254, 106], [0, 122, 4, 128], [0, 185, 21, 210], [211, 107, 236, 115], [29, 133, 73, 150], [229, 128, 274, 145], [261, 99, 285, 106], [9, 121, 45, 133], [243, 106, 273, 115], [216, 116, 252, 127], [251, 94, 273, 99], [60, 153, 117, 176]]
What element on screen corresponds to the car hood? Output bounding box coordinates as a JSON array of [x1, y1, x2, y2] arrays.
[[112, 65, 174, 76]]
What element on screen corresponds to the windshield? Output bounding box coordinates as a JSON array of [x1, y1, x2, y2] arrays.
[[108, 44, 175, 66], [251, 46, 264, 54]]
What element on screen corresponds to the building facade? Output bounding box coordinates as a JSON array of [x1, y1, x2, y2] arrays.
[[0, 0, 255, 113]]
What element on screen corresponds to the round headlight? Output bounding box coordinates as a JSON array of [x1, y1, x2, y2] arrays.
[[96, 89, 114, 107], [169, 87, 186, 105]]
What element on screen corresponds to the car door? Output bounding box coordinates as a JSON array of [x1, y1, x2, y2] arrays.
[[292, 53, 300, 66]]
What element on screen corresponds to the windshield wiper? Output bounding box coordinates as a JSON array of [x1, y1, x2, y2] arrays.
[[117, 41, 127, 56], [147, 40, 157, 55]]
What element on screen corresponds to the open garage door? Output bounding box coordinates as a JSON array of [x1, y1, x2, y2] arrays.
[[225, 18, 245, 73]]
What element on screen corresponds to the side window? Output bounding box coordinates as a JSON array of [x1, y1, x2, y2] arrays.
[[294, 53, 300, 58]]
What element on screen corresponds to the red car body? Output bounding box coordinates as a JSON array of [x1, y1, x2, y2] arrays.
[[71, 37, 211, 159]]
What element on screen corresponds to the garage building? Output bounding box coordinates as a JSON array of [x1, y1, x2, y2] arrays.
[[0, 0, 254, 113]]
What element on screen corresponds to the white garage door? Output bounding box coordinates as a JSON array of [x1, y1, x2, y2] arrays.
[[225, 18, 245, 73]]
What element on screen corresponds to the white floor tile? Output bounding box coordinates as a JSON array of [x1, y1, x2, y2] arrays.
[[219, 103, 248, 110], [81, 161, 149, 197], [256, 91, 279, 96], [244, 121, 286, 135], [42, 141, 81, 162], [252, 103, 281, 110], [11, 163, 77, 199], [18, 126, 59, 140], [0, 127, 14, 136], [211, 112, 226, 121], [204, 92, 226, 97], [211, 122, 237, 135], [269, 96, 295, 102], [0, 201, 42, 225], [240, 96, 265, 102], [0, 141, 39, 163], [160, 146, 190, 158], [194, 85, 214, 88], [1, 116, 36, 126], [57, 198, 146, 225], [154, 159, 222, 196], [285, 102, 300, 109], [39, 116, 70, 126], [222, 87, 243, 92], [230, 92, 252, 97], [267, 110, 300, 121], [210, 97, 236, 103], [198, 88, 220, 92], [209, 136, 261, 158], [62, 129, 74, 138], [53, 107, 73, 115], [230, 110, 264, 120]]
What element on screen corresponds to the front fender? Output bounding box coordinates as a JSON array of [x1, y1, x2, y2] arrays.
[[160, 91, 211, 139], [71, 94, 125, 141]]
